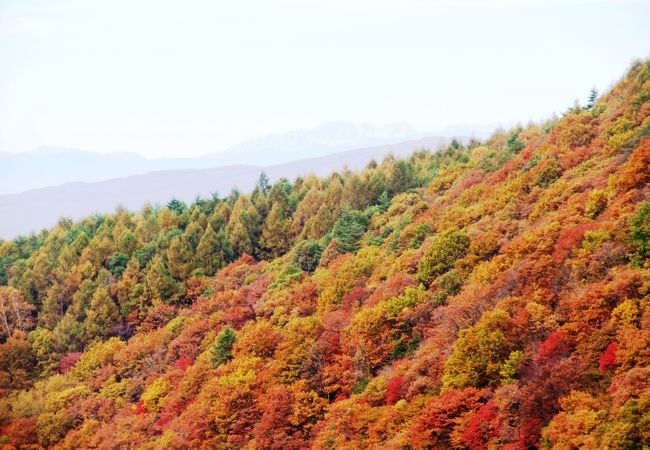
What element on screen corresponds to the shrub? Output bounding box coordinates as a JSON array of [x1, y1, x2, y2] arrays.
[[584, 190, 608, 218], [58, 352, 82, 375], [442, 309, 514, 389], [505, 132, 525, 153], [293, 240, 323, 273], [407, 223, 434, 249], [630, 202, 650, 267], [141, 378, 170, 413], [534, 157, 562, 187], [416, 230, 470, 287]]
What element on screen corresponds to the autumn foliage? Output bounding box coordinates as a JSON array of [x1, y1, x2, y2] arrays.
[[0, 60, 649, 448]]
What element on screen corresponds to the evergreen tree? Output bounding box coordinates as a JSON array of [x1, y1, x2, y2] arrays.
[[586, 86, 598, 110], [52, 313, 84, 352], [107, 252, 129, 277], [208, 210, 227, 233], [332, 210, 369, 253], [227, 196, 264, 257], [257, 172, 271, 195], [71, 231, 90, 254], [68, 279, 96, 319], [367, 172, 389, 204], [114, 258, 142, 315], [55, 245, 78, 275], [388, 160, 418, 195], [210, 326, 236, 368], [117, 230, 137, 254], [184, 222, 204, 251], [505, 132, 525, 153], [377, 190, 391, 212], [304, 205, 335, 241], [167, 198, 187, 216], [630, 202, 650, 267], [39, 284, 68, 330], [268, 179, 292, 212]]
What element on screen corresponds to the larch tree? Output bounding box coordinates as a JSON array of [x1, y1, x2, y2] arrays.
[[229, 220, 254, 257], [166, 235, 195, 280], [83, 287, 120, 340], [195, 224, 234, 276], [143, 255, 180, 304], [260, 203, 291, 260]]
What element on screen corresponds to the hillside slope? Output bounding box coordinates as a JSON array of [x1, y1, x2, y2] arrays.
[[0, 61, 649, 449]]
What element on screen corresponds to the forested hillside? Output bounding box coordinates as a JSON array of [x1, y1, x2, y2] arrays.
[[0, 60, 649, 449]]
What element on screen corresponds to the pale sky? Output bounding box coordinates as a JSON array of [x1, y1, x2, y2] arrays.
[[1, 0, 648, 158]]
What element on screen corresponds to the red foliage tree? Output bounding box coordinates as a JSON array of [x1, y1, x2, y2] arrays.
[[291, 281, 319, 316], [58, 351, 83, 374], [253, 385, 297, 450], [174, 356, 193, 371], [599, 342, 618, 372], [385, 375, 405, 405], [138, 304, 177, 333], [534, 331, 571, 365], [516, 417, 543, 450], [551, 223, 595, 264], [410, 388, 489, 448], [1, 417, 39, 446], [341, 287, 370, 310], [619, 138, 650, 191], [133, 400, 145, 416], [458, 400, 500, 449]]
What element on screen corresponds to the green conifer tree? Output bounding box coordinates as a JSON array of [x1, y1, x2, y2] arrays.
[[210, 326, 236, 368], [586, 87, 598, 110], [332, 210, 369, 253]]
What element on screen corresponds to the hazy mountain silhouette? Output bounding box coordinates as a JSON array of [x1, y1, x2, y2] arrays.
[[1, 122, 422, 195], [0, 136, 451, 239]]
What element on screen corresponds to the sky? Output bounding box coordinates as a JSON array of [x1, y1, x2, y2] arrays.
[[0, 0, 648, 158]]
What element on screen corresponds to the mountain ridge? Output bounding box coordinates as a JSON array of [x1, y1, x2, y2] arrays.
[[0, 121, 426, 195], [0, 135, 451, 239]]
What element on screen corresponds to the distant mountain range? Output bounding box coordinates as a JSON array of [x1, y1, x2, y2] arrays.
[[0, 122, 425, 195], [1, 121, 502, 195], [0, 135, 453, 239]]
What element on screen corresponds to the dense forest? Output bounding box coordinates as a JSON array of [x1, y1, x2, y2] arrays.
[[0, 60, 649, 449]]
